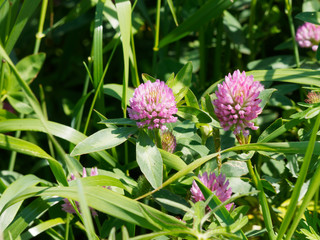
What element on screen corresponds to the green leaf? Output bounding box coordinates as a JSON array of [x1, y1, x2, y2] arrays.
[[20, 218, 64, 240], [3, 197, 60, 240], [141, 73, 157, 83], [258, 118, 303, 143], [250, 69, 320, 87], [258, 88, 277, 110], [93, 0, 104, 89], [136, 131, 163, 189], [159, 0, 234, 48], [10, 186, 187, 232], [103, 83, 134, 105], [7, 94, 33, 114], [0, 119, 117, 167], [177, 106, 212, 123], [16, 53, 46, 83], [221, 161, 248, 177], [166, 0, 178, 26], [5, 0, 42, 54], [115, 0, 131, 112], [159, 149, 187, 171], [295, 12, 320, 25], [0, 133, 54, 160], [167, 62, 192, 103], [185, 88, 199, 109], [99, 118, 137, 126], [71, 127, 137, 156]]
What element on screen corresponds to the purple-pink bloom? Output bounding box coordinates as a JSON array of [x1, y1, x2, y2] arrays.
[[213, 70, 264, 138], [128, 80, 178, 130], [296, 22, 320, 51], [190, 172, 233, 211], [61, 167, 99, 217], [305, 91, 320, 104]]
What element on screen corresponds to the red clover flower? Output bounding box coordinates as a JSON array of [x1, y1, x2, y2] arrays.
[[161, 130, 177, 153], [190, 172, 233, 211], [213, 70, 264, 143], [128, 80, 178, 130], [61, 167, 99, 216], [305, 91, 320, 104], [296, 22, 320, 52]]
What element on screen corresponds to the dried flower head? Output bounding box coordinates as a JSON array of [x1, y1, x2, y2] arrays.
[[190, 172, 233, 211], [296, 22, 320, 52], [305, 91, 320, 104], [161, 130, 177, 153], [61, 167, 99, 216], [128, 80, 178, 130], [213, 70, 264, 140]]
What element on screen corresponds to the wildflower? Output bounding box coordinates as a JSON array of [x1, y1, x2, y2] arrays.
[[305, 91, 320, 104], [190, 172, 233, 211], [296, 22, 320, 51], [61, 167, 99, 216], [128, 80, 178, 130], [213, 70, 264, 142], [161, 130, 177, 153]]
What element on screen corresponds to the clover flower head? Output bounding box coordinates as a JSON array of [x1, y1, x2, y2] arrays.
[[213, 70, 264, 138], [128, 80, 178, 130], [61, 167, 99, 216], [305, 91, 320, 104], [296, 22, 320, 51], [161, 130, 177, 153], [190, 172, 233, 211]]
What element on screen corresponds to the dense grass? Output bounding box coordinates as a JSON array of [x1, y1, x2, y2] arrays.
[[1, 0, 320, 239]]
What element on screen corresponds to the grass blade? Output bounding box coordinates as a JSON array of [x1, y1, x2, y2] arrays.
[[159, 0, 233, 48], [5, 0, 41, 54], [115, 0, 131, 115]]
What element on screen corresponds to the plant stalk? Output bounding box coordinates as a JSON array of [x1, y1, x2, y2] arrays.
[[34, 0, 48, 54]]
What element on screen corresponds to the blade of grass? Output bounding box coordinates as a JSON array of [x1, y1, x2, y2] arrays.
[[76, 179, 99, 240], [0, 118, 117, 167], [158, 0, 233, 48], [115, 0, 131, 117], [5, 0, 41, 54], [166, 0, 178, 26], [3, 197, 60, 240], [277, 113, 320, 240]]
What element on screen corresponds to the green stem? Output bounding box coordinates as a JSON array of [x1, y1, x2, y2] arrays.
[[285, 0, 300, 68], [212, 128, 221, 172], [34, 0, 48, 54], [83, 40, 118, 135], [283, 113, 320, 240], [152, 0, 161, 74], [313, 189, 319, 229], [247, 159, 276, 240], [65, 213, 71, 240]]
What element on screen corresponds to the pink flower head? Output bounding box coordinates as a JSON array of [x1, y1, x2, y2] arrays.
[[128, 80, 178, 130], [161, 130, 177, 153], [296, 22, 320, 51], [213, 70, 264, 138], [305, 91, 320, 104], [61, 167, 99, 216], [190, 172, 233, 211]]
